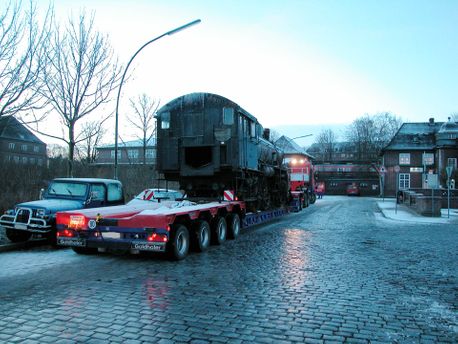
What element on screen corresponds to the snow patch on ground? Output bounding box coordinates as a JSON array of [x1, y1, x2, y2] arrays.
[[377, 199, 458, 224]]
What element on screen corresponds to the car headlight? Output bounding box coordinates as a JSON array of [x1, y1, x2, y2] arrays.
[[36, 209, 46, 218]]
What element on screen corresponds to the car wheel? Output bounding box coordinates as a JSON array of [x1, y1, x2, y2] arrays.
[[226, 213, 240, 240], [47, 229, 58, 247], [191, 220, 211, 252], [5, 229, 32, 243], [168, 224, 190, 260]]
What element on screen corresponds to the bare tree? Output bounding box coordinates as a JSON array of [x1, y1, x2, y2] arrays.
[[315, 129, 338, 162], [76, 119, 108, 164], [0, 0, 52, 118], [127, 93, 159, 164], [47, 143, 68, 159], [346, 112, 402, 161], [449, 112, 458, 122], [36, 11, 122, 176]]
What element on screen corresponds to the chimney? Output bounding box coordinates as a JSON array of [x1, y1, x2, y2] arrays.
[[263, 128, 270, 141], [429, 117, 434, 125]]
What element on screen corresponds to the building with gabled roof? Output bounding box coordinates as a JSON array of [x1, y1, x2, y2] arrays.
[[381, 117, 458, 196], [0, 116, 47, 165], [94, 137, 157, 165]]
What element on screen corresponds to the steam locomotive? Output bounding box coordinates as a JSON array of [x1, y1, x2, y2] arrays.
[[155, 92, 289, 210]]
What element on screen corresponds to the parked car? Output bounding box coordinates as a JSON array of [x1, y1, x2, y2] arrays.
[[0, 178, 124, 243], [128, 189, 184, 205], [346, 183, 360, 196]]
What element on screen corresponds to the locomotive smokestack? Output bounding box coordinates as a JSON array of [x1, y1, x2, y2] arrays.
[[263, 128, 270, 141]]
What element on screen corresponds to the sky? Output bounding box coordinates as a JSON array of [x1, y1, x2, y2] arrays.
[[30, 0, 458, 146]]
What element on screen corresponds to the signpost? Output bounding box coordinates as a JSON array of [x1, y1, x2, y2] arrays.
[[446, 166, 454, 218], [379, 166, 386, 201], [394, 165, 400, 214]]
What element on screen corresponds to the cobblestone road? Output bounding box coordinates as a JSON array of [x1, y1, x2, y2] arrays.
[[0, 196, 456, 343]]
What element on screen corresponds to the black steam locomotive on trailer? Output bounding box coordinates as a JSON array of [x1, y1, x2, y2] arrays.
[[155, 92, 289, 210]]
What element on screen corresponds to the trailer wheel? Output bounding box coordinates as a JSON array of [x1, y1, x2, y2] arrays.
[[71, 247, 97, 255], [191, 220, 211, 252], [309, 193, 316, 204], [168, 224, 190, 260], [211, 217, 227, 245], [5, 229, 32, 243], [226, 213, 240, 240]]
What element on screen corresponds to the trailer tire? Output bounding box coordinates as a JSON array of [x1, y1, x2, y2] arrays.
[[211, 217, 227, 245], [226, 213, 240, 240], [168, 224, 190, 260], [309, 193, 316, 204], [191, 220, 211, 252], [5, 229, 32, 243], [71, 247, 98, 255]]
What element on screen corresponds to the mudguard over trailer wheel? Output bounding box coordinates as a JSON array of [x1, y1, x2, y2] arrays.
[[226, 213, 240, 240], [211, 217, 227, 245], [168, 224, 190, 260], [191, 220, 211, 252]]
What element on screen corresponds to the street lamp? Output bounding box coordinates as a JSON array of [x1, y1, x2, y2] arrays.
[[114, 19, 201, 179]]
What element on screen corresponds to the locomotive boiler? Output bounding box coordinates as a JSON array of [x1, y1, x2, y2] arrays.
[[155, 92, 289, 210]]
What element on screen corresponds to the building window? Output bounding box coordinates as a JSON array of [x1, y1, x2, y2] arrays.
[[37, 158, 43, 166], [145, 149, 156, 159], [13, 156, 19, 163], [21, 144, 28, 151], [399, 173, 410, 190], [448, 158, 457, 169], [34, 146, 40, 153], [8, 143, 15, 150], [30, 157, 36, 164], [128, 149, 139, 159], [399, 153, 410, 165], [110, 150, 122, 160], [22, 157, 28, 164], [422, 153, 434, 166]]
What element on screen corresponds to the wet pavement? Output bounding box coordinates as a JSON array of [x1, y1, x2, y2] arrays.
[[0, 196, 457, 343]]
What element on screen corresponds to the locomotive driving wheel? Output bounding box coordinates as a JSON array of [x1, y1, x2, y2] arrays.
[[256, 176, 271, 211]]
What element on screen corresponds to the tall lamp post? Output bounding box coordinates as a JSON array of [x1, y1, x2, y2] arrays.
[[291, 134, 313, 140], [114, 19, 201, 179]]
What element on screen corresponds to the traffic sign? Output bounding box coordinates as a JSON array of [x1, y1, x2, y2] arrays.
[[394, 165, 400, 173], [446, 166, 453, 178], [379, 166, 386, 173]]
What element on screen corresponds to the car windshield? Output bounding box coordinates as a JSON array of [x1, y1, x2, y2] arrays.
[[47, 182, 88, 198]]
